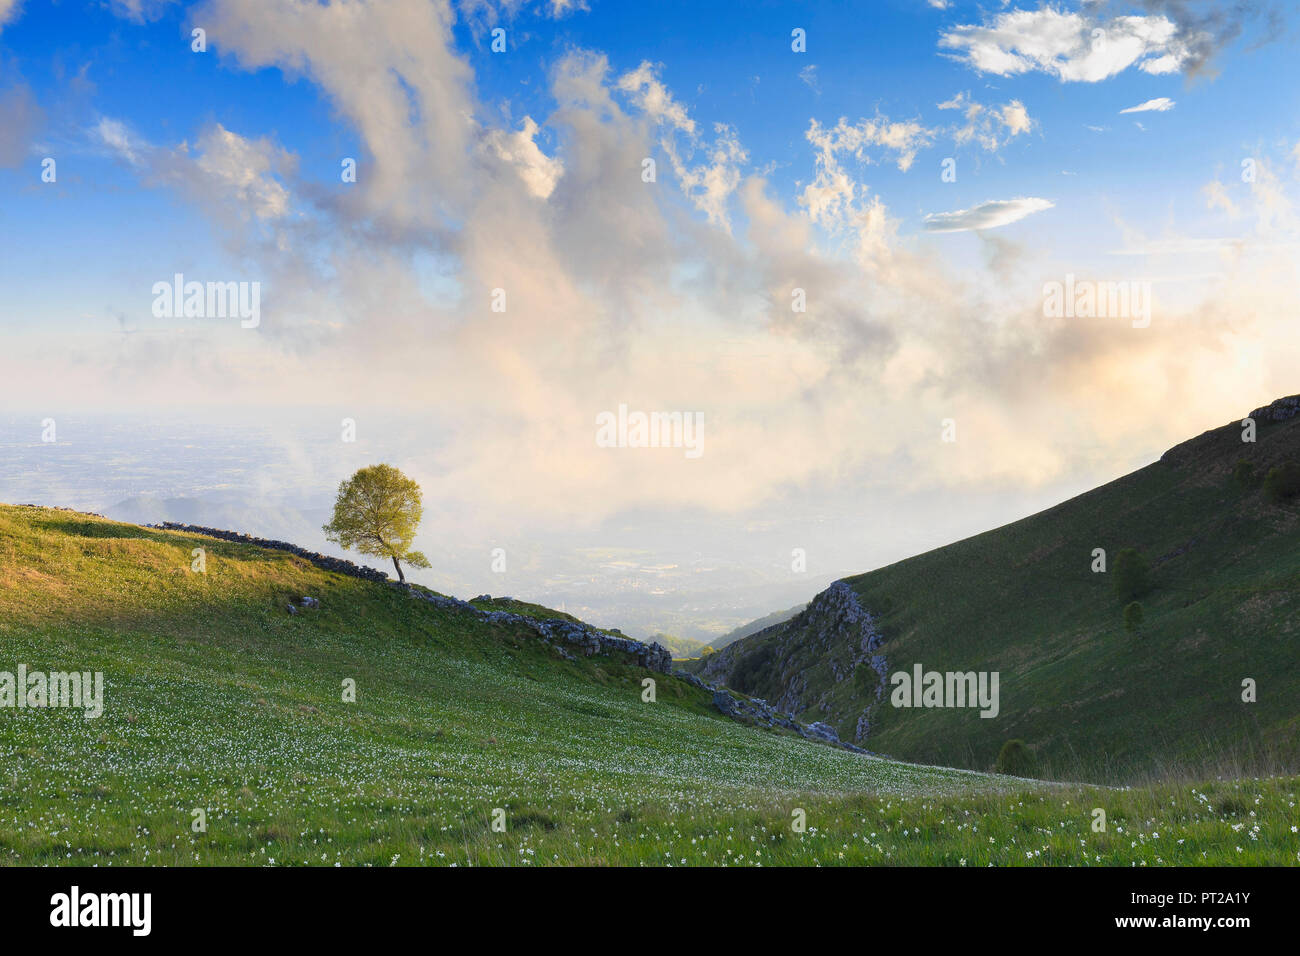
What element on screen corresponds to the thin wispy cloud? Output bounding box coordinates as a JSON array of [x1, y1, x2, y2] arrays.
[[1120, 97, 1176, 114], [923, 197, 1054, 232]]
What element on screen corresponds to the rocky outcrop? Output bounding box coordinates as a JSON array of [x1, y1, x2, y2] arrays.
[[287, 595, 320, 615], [807, 721, 841, 745], [672, 669, 870, 754], [404, 586, 671, 671], [1249, 395, 1300, 424], [814, 582, 890, 703], [696, 580, 888, 744], [20, 505, 107, 518]]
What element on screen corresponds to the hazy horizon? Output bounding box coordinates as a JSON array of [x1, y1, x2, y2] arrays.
[[0, 397, 1228, 640]]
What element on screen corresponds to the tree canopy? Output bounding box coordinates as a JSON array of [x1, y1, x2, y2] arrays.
[[1112, 548, 1152, 603], [322, 464, 430, 583]]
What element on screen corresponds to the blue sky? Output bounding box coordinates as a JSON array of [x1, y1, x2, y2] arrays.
[[3, 0, 1294, 330], [1, 1, 1298, 631]]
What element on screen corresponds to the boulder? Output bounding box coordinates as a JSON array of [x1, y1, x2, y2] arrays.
[[712, 690, 740, 717], [807, 721, 840, 743]]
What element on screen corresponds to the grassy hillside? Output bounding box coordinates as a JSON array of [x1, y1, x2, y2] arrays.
[[699, 398, 1300, 783], [1, 504, 1295, 865]]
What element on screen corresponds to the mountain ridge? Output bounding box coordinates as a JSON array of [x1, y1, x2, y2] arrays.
[[689, 396, 1300, 781]]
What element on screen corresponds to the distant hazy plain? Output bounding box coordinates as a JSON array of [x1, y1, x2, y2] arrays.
[[0, 410, 1105, 642]]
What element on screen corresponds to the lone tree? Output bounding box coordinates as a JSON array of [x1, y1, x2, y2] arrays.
[[323, 464, 430, 584], [994, 739, 1036, 777], [1264, 461, 1300, 503]]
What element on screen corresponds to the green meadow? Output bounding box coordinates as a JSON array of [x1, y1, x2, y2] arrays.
[[0, 504, 1296, 866]]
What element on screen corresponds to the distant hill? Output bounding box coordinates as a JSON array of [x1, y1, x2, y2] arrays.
[[710, 603, 807, 650], [647, 632, 713, 659], [696, 396, 1300, 782], [650, 605, 808, 660]]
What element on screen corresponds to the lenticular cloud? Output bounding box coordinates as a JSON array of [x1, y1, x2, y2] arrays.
[[922, 197, 1055, 233]]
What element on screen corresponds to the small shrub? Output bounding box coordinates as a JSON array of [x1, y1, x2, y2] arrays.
[[730, 644, 776, 695], [1263, 461, 1300, 503], [853, 662, 874, 693], [1123, 601, 1144, 633], [993, 739, 1036, 777], [1113, 548, 1152, 603], [1232, 459, 1255, 487]]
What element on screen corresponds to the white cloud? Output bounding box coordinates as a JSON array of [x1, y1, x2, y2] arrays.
[[616, 61, 695, 135], [0, 0, 21, 31], [193, 124, 292, 220], [484, 116, 563, 199], [108, 0, 178, 22], [1120, 97, 1175, 114], [800, 114, 935, 227], [999, 100, 1033, 136], [666, 123, 748, 230], [94, 117, 293, 222], [461, 0, 589, 22], [797, 113, 937, 240], [613, 60, 746, 230], [799, 147, 858, 228], [923, 197, 1054, 232], [546, 0, 588, 17], [940, 7, 1200, 82], [196, 0, 478, 234], [938, 91, 1034, 151], [94, 116, 145, 166]]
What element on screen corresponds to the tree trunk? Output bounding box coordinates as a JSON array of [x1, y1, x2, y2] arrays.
[[392, 556, 405, 583]]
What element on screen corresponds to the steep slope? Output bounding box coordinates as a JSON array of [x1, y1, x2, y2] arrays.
[[698, 397, 1300, 781], [0, 504, 1028, 866]]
